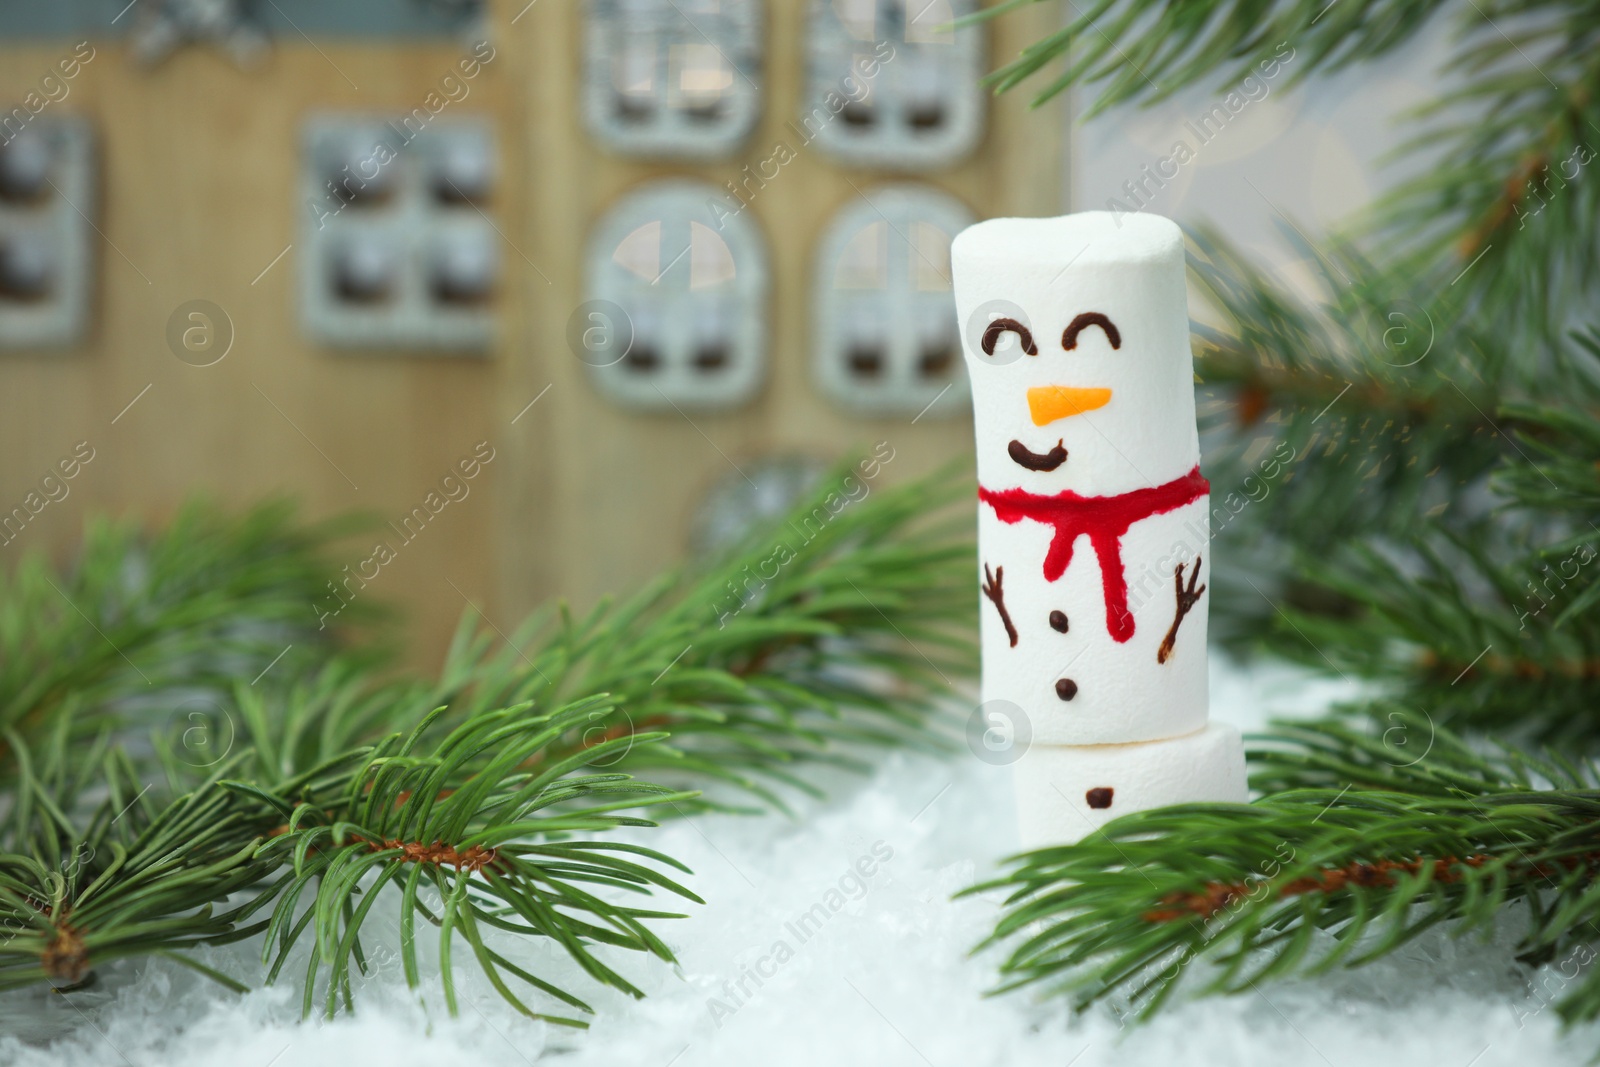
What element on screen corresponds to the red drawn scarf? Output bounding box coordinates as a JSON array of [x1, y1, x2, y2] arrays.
[[978, 465, 1209, 643]]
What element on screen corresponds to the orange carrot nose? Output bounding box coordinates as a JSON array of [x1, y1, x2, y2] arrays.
[[1026, 385, 1112, 425]]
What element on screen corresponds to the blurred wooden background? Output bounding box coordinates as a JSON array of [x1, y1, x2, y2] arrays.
[[0, 0, 1064, 669]]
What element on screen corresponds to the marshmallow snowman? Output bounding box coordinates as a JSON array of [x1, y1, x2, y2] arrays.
[[951, 210, 1247, 848]]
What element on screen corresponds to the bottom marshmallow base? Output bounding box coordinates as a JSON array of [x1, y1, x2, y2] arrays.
[[1013, 721, 1248, 850]]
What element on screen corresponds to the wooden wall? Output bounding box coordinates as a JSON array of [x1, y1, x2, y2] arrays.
[[0, 0, 1064, 670]]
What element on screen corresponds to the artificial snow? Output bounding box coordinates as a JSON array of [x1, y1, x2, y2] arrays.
[[1, 655, 1590, 1066]]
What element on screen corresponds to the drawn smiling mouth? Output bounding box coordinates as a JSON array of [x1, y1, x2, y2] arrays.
[[1008, 439, 1068, 472]]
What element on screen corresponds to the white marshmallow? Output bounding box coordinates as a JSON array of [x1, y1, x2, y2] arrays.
[[952, 212, 1198, 498], [1012, 723, 1248, 850], [952, 211, 1211, 744], [976, 499, 1210, 744]]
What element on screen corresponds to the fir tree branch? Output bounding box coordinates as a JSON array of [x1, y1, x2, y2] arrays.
[[0, 499, 367, 773], [0, 460, 980, 1019], [1221, 327, 1600, 740], [1190, 225, 1511, 543], [525, 459, 978, 809], [966, 712, 1600, 1027], [975, 0, 1600, 334], [248, 698, 703, 1022], [257, 460, 980, 813], [967, 0, 1453, 115], [0, 730, 288, 993], [1370, 1, 1600, 334], [1184, 225, 1535, 649], [1494, 327, 1600, 520], [0, 697, 704, 1021]]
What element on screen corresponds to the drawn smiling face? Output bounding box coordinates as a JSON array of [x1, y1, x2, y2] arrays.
[[984, 310, 1121, 471], [952, 211, 1201, 499]]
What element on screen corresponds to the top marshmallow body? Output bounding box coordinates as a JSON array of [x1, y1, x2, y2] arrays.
[[952, 211, 1198, 497]]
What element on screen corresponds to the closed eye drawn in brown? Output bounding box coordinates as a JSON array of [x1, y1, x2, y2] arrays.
[[1061, 312, 1121, 352], [981, 317, 1038, 357]]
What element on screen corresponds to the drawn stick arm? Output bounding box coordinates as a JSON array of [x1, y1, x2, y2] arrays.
[[981, 562, 1019, 648], [1156, 555, 1206, 664]]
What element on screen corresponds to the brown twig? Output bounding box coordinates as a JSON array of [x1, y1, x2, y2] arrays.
[[1459, 150, 1549, 260], [371, 838, 500, 873], [1417, 648, 1600, 682], [1156, 556, 1205, 664], [41, 923, 89, 983], [981, 563, 1019, 647], [1135, 851, 1600, 923]]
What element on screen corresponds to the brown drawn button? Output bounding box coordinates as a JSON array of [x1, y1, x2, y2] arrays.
[[1054, 678, 1078, 701], [1085, 787, 1114, 809], [1048, 610, 1068, 633]]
